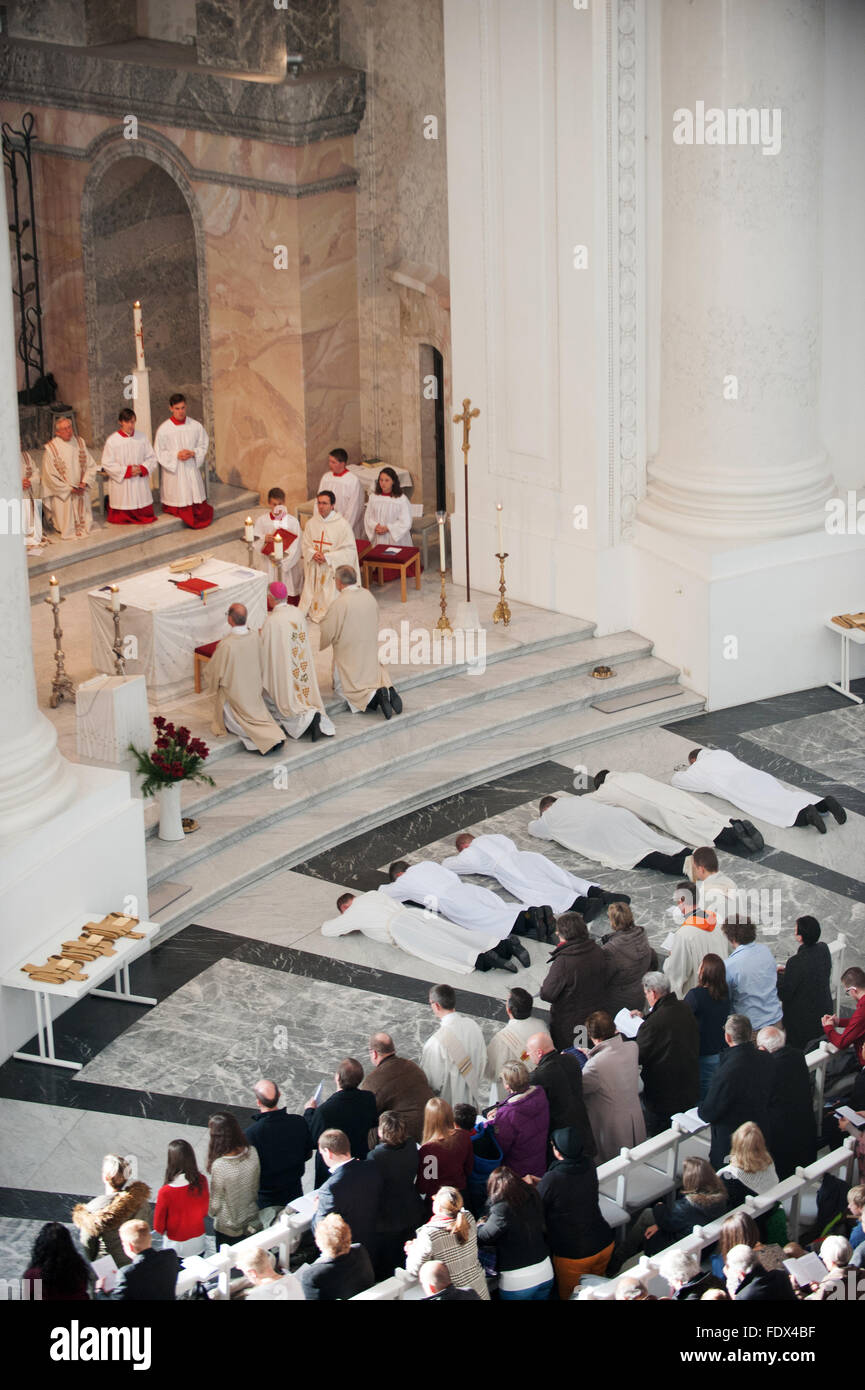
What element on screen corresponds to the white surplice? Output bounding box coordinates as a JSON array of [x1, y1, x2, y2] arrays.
[[100, 429, 158, 512], [318, 468, 365, 536], [592, 770, 729, 846], [486, 1016, 539, 1096], [252, 508, 303, 595], [363, 492, 413, 546], [663, 917, 730, 998], [442, 833, 596, 913], [260, 601, 334, 739], [671, 748, 821, 828], [380, 861, 523, 941], [421, 1011, 488, 1109], [321, 889, 499, 975], [528, 792, 684, 871], [154, 416, 208, 507], [299, 510, 359, 622]]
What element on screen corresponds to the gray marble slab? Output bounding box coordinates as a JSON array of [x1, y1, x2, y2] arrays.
[[747, 705, 865, 794]]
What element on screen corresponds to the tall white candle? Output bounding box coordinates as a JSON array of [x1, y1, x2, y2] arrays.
[[109, 583, 120, 613], [244, 515, 254, 543], [496, 502, 504, 554], [133, 300, 145, 370], [49, 574, 60, 605], [273, 534, 284, 562], [437, 514, 446, 573]]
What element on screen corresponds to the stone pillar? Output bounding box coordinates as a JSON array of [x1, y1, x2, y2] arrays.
[[639, 0, 834, 539], [0, 173, 77, 839]]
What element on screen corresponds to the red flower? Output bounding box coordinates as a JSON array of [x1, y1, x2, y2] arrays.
[[155, 737, 168, 750], [175, 727, 190, 748], [153, 716, 166, 730]]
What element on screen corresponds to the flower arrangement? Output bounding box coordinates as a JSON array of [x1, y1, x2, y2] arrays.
[[129, 717, 215, 799]]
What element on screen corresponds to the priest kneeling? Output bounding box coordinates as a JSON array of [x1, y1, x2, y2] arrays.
[[260, 581, 335, 742], [207, 602, 284, 755], [318, 565, 402, 720]]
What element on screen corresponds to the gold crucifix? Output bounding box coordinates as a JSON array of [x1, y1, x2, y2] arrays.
[[453, 397, 480, 602], [312, 532, 333, 560]]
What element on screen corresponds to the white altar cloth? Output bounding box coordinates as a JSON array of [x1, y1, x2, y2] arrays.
[[88, 558, 267, 702]]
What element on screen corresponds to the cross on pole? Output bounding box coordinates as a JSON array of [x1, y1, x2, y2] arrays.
[[453, 397, 480, 603]]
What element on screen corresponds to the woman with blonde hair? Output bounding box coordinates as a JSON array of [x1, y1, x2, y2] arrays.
[[600, 901, 654, 1013], [72, 1155, 151, 1268], [718, 1122, 785, 1244], [404, 1186, 490, 1299], [417, 1097, 473, 1202]]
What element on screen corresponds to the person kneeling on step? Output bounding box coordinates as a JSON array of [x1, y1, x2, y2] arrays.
[[318, 565, 403, 721]]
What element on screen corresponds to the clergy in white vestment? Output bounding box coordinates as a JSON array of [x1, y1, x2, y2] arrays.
[[381, 860, 535, 961], [207, 603, 284, 754], [20, 448, 44, 550], [41, 416, 97, 538], [318, 447, 365, 537], [442, 831, 621, 929], [363, 467, 413, 546], [260, 580, 334, 742], [153, 393, 213, 529], [591, 769, 762, 854], [252, 487, 303, 596], [662, 882, 729, 999], [321, 889, 518, 975], [421, 984, 488, 1109], [317, 566, 400, 718], [687, 846, 738, 925], [528, 793, 690, 874], [671, 747, 844, 832], [299, 492, 359, 622], [485, 989, 539, 1101], [100, 409, 157, 524]]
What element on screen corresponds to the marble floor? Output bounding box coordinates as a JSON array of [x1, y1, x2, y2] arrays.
[[1, 676, 863, 1282]]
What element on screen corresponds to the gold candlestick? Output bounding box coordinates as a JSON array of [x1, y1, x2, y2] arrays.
[[45, 596, 76, 707], [436, 568, 452, 632], [108, 602, 128, 675], [492, 552, 511, 626]]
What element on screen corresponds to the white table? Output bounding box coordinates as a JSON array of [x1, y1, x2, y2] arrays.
[[3, 913, 160, 1070], [88, 558, 267, 702], [347, 463, 413, 496], [824, 617, 865, 704]]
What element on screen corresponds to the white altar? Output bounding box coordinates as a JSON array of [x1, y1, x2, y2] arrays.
[[88, 557, 267, 702]]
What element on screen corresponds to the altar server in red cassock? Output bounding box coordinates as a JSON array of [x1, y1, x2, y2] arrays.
[[154, 393, 213, 529], [101, 408, 158, 524]]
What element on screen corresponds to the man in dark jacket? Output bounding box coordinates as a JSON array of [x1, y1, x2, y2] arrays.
[[756, 1025, 817, 1178], [526, 1031, 596, 1159], [540, 913, 610, 1051], [306, 1057, 379, 1187], [101, 1221, 178, 1300], [361, 1032, 434, 1142], [635, 972, 699, 1133], [699, 1014, 771, 1169], [777, 916, 833, 1049], [726, 1244, 795, 1301], [246, 1078, 313, 1208], [313, 1129, 383, 1259]]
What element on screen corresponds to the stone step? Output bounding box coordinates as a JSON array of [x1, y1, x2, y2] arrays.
[[143, 627, 656, 829], [147, 680, 703, 942], [145, 648, 688, 885]]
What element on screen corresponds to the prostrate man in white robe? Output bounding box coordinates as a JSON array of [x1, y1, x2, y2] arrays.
[[299, 491, 359, 622], [317, 565, 402, 720], [528, 793, 691, 875], [154, 392, 213, 529], [591, 769, 763, 854], [363, 467, 412, 547], [260, 580, 334, 742], [662, 880, 729, 999], [421, 983, 487, 1109], [382, 859, 543, 957], [442, 832, 630, 937], [672, 747, 846, 835], [253, 487, 302, 597], [207, 602, 284, 755], [20, 446, 44, 551], [322, 889, 520, 974], [319, 446, 365, 537], [41, 415, 97, 538], [100, 408, 158, 524]]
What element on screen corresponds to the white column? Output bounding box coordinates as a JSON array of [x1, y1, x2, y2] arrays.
[[639, 0, 835, 538], [0, 175, 76, 838]]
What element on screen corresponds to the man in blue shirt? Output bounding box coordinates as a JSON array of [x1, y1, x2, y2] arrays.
[[723, 918, 781, 1030]]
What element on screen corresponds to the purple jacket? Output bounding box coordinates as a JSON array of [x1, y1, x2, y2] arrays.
[[492, 1085, 550, 1179]]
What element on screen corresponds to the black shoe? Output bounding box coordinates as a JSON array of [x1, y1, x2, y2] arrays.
[[478, 950, 518, 974], [527, 906, 548, 941], [388, 686, 403, 715], [601, 891, 631, 907], [308, 712, 322, 743], [542, 905, 556, 935], [509, 938, 531, 968], [822, 796, 846, 825], [365, 692, 380, 713], [733, 819, 764, 853], [739, 820, 764, 851], [376, 687, 392, 720], [803, 803, 827, 834], [264, 740, 285, 756]]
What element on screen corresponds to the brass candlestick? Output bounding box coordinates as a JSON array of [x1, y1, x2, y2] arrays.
[[492, 552, 511, 626], [108, 601, 128, 675], [436, 568, 452, 632], [45, 596, 76, 707]]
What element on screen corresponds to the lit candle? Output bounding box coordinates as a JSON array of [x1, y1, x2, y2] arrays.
[[244, 515, 254, 543], [109, 583, 120, 613], [133, 300, 145, 370], [49, 574, 60, 605], [273, 534, 284, 562], [496, 502, 504, 554], [437, 513, 446, 573]]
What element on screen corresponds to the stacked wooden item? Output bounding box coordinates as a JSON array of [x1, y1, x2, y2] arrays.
[[21, 913, 144, 984]]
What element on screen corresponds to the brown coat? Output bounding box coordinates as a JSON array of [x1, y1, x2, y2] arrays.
[[360, 1053, 435, 1144], [72, 1181, 151, 1267], [601, 925, 656, 1013], [540, 938, 610, 1052]]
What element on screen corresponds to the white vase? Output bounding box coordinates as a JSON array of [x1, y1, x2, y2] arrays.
[[158, 781, 185, 841]]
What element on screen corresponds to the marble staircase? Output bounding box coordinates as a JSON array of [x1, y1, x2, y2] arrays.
[[144, 614, 704, 942]]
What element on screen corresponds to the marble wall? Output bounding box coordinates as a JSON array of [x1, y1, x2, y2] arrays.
[[284, 0, 341, 69], [7, 0, 138, 47], [136, 0, 197, 45], [195, 0, 286, 73]]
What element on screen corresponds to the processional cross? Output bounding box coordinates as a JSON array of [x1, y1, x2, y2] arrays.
[[453, 398, 480, 602]]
